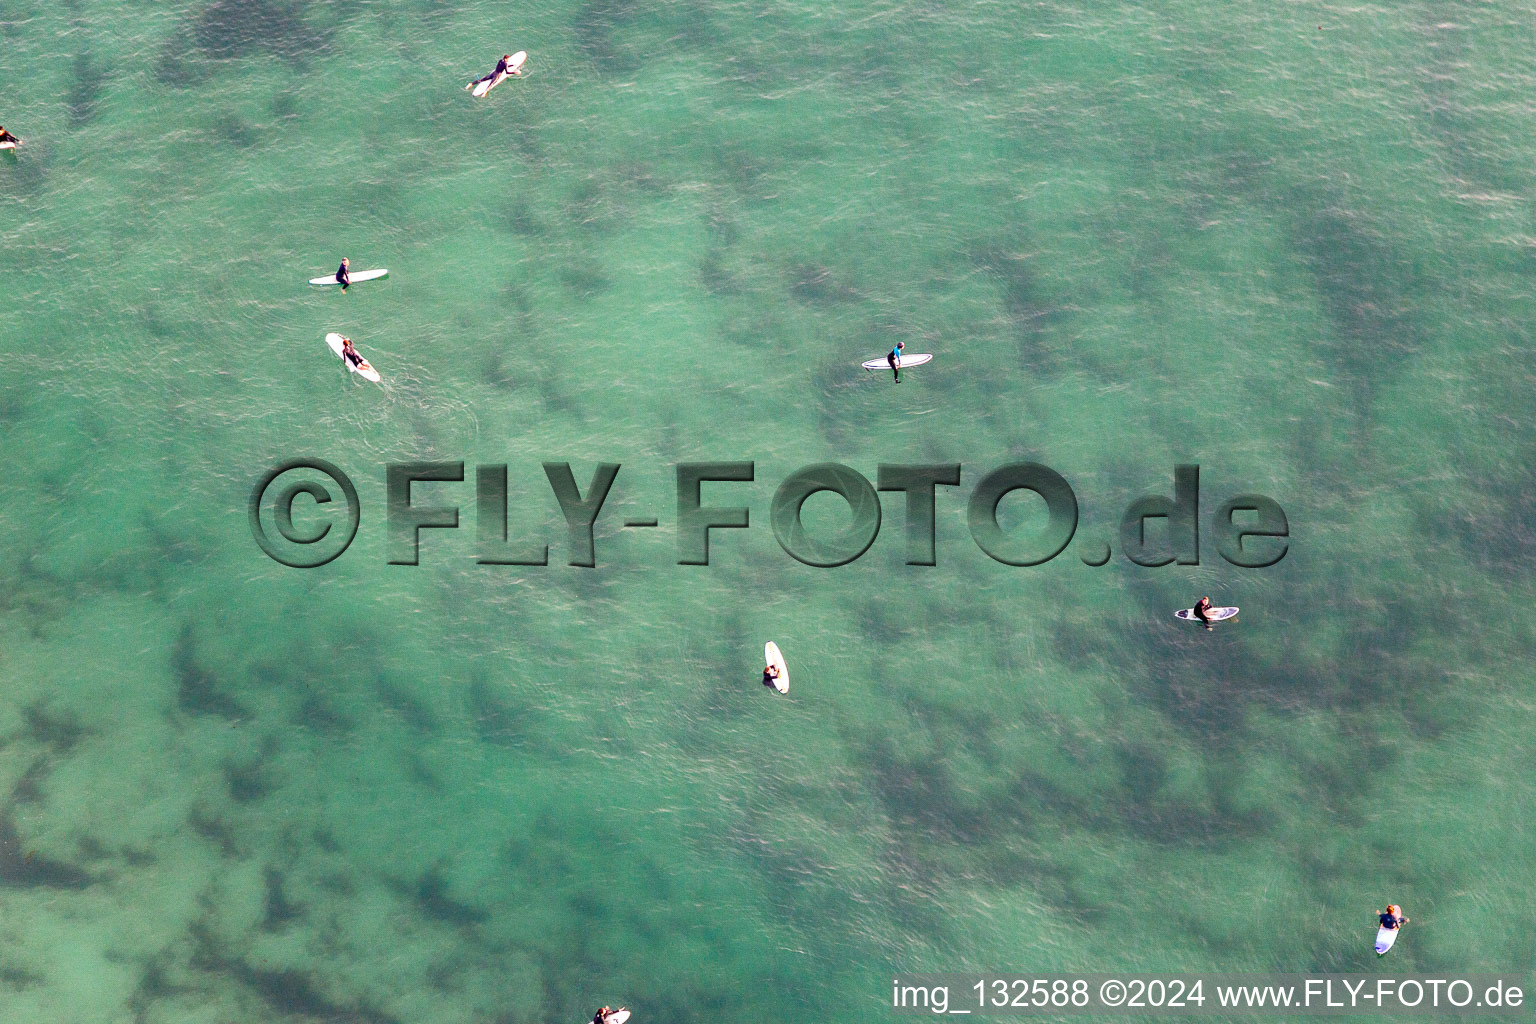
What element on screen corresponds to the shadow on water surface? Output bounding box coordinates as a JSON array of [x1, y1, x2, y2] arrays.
[[173, 625, 248, 722], [0, 811, 96, 889], [67, 52, 106, 127], [155, 0, 336, 87], [190, 918, 402, 1024]]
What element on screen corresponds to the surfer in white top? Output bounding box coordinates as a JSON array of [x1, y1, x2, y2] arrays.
[[470, 54, 522, 90], [1192, 596, 1214, 631], [763, 663, 781, 688]]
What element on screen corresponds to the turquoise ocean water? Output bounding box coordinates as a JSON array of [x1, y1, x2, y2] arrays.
[[2, 0, 1535, 1020]]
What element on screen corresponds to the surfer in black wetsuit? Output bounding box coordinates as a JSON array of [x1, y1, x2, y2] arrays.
[[591, 1008, 613, 1024], [887, 341, 904, 383], [1192, 596, 1214, 631], [470, 54, 521, 90], [0, 126, 19, 147], [763, 663, 781, 688], [340, 336, 364, 369], [1379, 905, 1408, 930], [335, 257, 351, 291]]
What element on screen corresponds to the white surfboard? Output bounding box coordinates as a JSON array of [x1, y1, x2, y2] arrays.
[[468, 51, 526, 96], [1374, 924, 1399, 956], [1175, 606, 1239, 623], [763, 642, 789, 694], [601, 1012, 630, 1024], [325, 332, 381, 383], [0, 140, 19, 151], [309, 269, 388, 287], [862, 353, 933, 371]]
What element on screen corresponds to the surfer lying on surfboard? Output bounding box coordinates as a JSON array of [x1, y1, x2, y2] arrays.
[[762, 663, 781, 688], [469, 54, 522, 89], [0, 127, 20, 148], [591, 1007, 627, 1024]]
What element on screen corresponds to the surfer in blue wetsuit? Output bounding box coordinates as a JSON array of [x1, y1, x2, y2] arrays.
[[887, 341, 904, 383], [335, 257, 351, 291], [1192, 596, 1214, 631], [1379, 905, 1408, 930]]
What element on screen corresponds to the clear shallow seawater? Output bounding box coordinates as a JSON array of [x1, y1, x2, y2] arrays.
[[1, 0, 1535, 1021]]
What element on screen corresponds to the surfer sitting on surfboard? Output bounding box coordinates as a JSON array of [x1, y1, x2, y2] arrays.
[[335, 257, 351, 291], [471, 54, 522, 89], [1192, 596, 1215, 631], [763, 663, 781, 688], [887, 341, 904, 383], [340, 337, 365, 369], [1379, 905, 1408, 931]]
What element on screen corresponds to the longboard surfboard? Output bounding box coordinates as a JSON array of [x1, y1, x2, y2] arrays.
[[1175, 606, 1239, 623], [310, 269, 388, 287], [861, 353, 933, 371], [325, 332, 381, 383], [468, 51, 526, 97], [764, 642, 789, 694]]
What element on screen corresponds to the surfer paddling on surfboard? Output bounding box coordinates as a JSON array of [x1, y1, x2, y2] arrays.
[[468, 54, 524, 94], [1375, 904, 1408, 955], [0, 126, 19, 148]]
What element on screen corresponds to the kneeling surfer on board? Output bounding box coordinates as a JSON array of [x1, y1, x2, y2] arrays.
[[1379, 905, 1408, 931], [335, 257, 351, 291], [763, 663, 781, 688], [340, 336, 365, 369], [1192, 596, 1215, 631], [888, 341, 904, 383]]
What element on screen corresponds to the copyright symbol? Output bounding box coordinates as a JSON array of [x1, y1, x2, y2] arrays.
[[1099, 980, 1126, 1007], [249, 458, 360, 568]]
